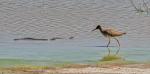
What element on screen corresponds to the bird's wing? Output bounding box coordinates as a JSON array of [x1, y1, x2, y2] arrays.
[[103, 29, 123, 36]]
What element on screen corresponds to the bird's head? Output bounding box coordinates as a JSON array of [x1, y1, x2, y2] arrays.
[[92, 25, 101, 31]]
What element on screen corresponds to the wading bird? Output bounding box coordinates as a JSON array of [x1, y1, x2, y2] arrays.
[[92, 25, 126, 55]]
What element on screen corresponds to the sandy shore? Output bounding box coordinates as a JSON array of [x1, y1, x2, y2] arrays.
[[1, 64, 150, 74], [46, 67, 150, 74], [45, 64, 150, 74]]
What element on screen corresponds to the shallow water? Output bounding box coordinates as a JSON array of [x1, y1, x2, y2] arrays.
[[0, 39, 150, 67], [0, 0, 150, 67]]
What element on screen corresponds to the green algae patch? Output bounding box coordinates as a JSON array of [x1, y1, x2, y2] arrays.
[[95, 55, 138, 66], [100, 55, 122, 61]]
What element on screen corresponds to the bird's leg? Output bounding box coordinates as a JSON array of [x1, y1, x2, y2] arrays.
[[114, 38, 120, 55], [107, 37, 111, 55], [107, 47, 111, 56], [107, 37, 111, 47]]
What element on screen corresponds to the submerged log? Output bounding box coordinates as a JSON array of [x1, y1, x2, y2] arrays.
[[50, 37, 63, 41], [69, 36, 74, 39], [14, 37, 48, 41]]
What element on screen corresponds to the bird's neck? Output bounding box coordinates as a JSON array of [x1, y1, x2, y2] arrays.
[[98, 27, 103, 33]]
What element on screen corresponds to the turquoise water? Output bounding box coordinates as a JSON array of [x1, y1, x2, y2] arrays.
[[0, 38, 150, 67]]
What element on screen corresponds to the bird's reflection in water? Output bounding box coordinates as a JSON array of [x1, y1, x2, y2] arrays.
[[106, 47, 120, 55]]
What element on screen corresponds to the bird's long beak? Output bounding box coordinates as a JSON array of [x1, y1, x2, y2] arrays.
[[92, 28, 96, 31]]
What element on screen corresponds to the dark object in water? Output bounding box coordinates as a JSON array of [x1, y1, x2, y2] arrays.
[[14, 37, 48, 41], [69, 36, 74, 39], [50, 37, 63, 41]]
